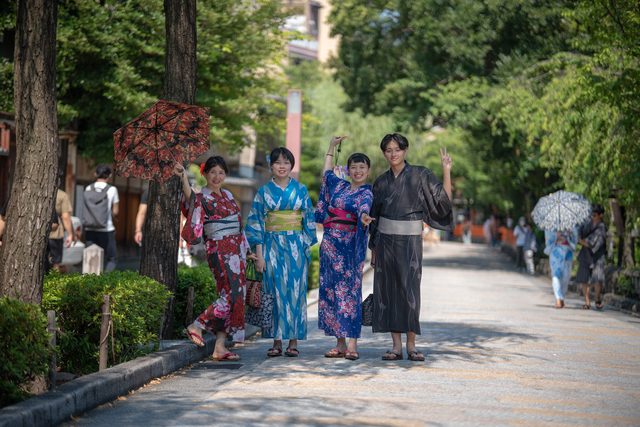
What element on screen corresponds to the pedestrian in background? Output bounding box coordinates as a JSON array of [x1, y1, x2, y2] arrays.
[[545, 227, 578, 308], [316, 136, 374, 361], [577, 204, 607, 309], [523, 222, 538, 275], [83, 164, 119, 271], [513, 216, 527, 271], [246, 147, 318, 358], [49, 169, 77, 272], [483, 216, 492, 248], [462, 215, 472, 246]]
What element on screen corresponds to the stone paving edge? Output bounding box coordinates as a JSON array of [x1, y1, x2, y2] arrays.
[[0, 325, 261, 427]]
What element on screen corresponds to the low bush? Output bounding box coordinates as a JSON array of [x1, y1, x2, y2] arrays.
[[43, 270, 171, 374], [616, 273, 636, 298], [173, 262, 218, 337], [0, 297, 51, 408], [308, 243, 320, 291]]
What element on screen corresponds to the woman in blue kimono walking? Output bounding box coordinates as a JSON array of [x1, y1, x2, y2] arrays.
[[315, 136, 374, 361], [246, 147, 318, 357]]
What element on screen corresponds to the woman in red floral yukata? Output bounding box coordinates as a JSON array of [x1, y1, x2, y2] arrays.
[[172, 156, 257, 361]]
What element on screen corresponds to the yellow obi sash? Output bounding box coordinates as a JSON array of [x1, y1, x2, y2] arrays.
[[266, 210, 303, 232]]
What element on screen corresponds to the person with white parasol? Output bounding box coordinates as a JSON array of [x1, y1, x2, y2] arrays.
[[532, 191, 592, 309]]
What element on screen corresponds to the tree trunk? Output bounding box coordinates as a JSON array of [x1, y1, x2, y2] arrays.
[[622, 210, 636, 268], [139, 0, 197, 339], [0, 0, 59, 304]]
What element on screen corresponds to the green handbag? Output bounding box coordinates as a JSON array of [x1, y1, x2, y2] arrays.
[[245, 259, 263, 282]]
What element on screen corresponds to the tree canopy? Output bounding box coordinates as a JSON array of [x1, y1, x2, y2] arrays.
[[0, 0, 291, 162]]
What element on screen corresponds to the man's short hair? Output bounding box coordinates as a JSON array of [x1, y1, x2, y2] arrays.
[[95, 164, 112, 179], [380, 133, 409, 151]]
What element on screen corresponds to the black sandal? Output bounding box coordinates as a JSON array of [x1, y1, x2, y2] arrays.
[[381, 350, 403, 360], [595, 301, 603, 309], [408, 351, 425, 361], [267, 347, 282, 357], [285, 347, 299, 357]]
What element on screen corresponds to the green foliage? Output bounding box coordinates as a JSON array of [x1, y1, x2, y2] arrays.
[[616, 273, 635, 298], [0, 0, 291, 162], [328, 0, 572, 123], [308, 243, 320, 291], [42, 270, 171, 375], [0, 297, 51, 408], [173, 262, 219, 338]]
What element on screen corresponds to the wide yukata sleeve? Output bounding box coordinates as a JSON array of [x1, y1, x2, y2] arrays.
[[420, 168, 454, 232], [589, 225, 606, 256], [368, 178, 382, 250], [245, 187, 266, 247], [179, 190, 205, 245], [315, 170, 340, 224], [355, 189, 373, 265], [544, 230, 557, 256], [301, 186, 318, 248]]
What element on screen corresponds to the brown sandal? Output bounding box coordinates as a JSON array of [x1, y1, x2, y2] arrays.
[[325, 348, 346, 358]]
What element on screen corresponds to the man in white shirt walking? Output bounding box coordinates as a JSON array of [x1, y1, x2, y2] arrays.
[[84, 164, 119, 271]]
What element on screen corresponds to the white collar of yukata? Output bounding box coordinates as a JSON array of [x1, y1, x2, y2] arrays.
[[201, 186, 230, 200]]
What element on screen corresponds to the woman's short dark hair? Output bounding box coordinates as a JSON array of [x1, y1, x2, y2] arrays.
[[95, 163, 112, 179], [203, 156, 229, 174], [380, 133, 409, 151], [270, 147, 295, 170], [347, 153, 371, 168], [592, 204, 605, 215]]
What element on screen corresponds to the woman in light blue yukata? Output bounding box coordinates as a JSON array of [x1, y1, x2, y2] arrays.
[[245, 147, 318, 358], [315, 135, 374, 361], [544, 227, 579, 309]]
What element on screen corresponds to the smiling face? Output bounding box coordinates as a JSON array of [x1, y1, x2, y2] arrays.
[[383, 140, 408, 168], [271, 154, 292, 179], [204, 165, 227, 190], [348, 161, 370, 186]]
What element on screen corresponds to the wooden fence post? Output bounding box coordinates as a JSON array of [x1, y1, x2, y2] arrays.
[[99, 295, 110, 371], [47, 310, 56, 389], [186, 286, 195, 326]]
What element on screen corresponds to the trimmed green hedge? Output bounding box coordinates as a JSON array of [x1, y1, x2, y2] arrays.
[[43, 271, 171, 375], [308, 243, 320, 291], [173, 262, 218, 338], [0, 297, 51, 408]]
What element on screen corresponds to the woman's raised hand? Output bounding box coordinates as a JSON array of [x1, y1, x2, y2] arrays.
[[440, 146, 452, 173], [361, 213, 375, 226], [172, 162, 186, 178], [330, 135, 348, 148]]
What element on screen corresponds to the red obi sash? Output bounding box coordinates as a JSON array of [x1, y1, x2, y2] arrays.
[[323, 206, 358, 232]]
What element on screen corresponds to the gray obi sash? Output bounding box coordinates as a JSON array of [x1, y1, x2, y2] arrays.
[[378, 217, 423, 236], [203, 213, 241, 239]]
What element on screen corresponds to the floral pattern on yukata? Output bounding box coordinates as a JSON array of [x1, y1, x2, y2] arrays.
[[315, 171, 372, 338], [245, 178, 318, 340], [180, 187, 250, 342]]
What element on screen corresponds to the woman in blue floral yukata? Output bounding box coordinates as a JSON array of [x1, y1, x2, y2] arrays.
[[315, 136, 375, 361], [245, 147, 318, 357]]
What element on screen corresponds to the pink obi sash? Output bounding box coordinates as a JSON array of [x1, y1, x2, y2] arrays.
[[323, 206, 358, 232]]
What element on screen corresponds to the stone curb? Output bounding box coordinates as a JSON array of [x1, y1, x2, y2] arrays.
[[0, 326, 261, 427]]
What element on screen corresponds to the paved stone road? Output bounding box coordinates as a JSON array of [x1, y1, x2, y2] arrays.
[[63, 242, 640, 427]]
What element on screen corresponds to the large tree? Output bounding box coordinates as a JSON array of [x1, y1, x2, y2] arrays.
[[139, 0, 197, 339], [0, 0, 59, 303]]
